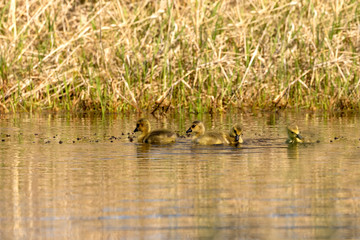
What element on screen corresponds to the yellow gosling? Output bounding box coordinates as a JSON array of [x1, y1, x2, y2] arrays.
[[186, 121, 229, 145], [226, 124, 244, 145], [134, 118, 177, 144], [286, 125, 303, 144]]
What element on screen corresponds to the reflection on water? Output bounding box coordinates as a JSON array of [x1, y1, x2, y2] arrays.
[[0, 112, 360, 239]]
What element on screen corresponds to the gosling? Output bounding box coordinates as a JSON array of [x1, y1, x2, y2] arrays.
[[186, 121, 229, 145], [286, 125, 303, 144], [134, 118, 177, 144], [226, 124, 244, 145]]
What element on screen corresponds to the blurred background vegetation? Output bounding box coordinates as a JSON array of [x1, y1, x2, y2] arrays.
[[0, 0, 359, 114]]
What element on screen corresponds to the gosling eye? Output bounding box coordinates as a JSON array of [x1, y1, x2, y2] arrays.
[[191, 125, 196, 128]]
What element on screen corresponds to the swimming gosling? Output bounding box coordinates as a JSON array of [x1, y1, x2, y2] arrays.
[[134, 118, 177, 144], [286, 125, 303, 144], [186, 121, 229, 145], [226, 124, 244, 145]]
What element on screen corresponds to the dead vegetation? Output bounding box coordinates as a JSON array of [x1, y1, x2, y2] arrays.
[[0, 0, 359, 113]]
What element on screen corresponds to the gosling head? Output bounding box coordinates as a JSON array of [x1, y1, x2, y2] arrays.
[[230, 124, 243, 143], [287, 125, 303, 143], [134, 118, 151, 134], [186, 121, 205, 136]]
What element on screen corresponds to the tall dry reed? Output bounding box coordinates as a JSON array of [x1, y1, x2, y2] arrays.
[[0, 0, 359, 113]]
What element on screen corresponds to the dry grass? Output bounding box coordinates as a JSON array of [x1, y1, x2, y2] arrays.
[[0, 0, 359, 114]]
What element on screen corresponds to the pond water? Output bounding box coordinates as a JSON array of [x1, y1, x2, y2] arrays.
[[0, 111, 360, 239]]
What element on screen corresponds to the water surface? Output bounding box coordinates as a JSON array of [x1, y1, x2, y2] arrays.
[[1, 112, 360, 239]]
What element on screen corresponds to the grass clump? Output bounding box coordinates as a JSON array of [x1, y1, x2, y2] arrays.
[[0, 0, 359, 114]]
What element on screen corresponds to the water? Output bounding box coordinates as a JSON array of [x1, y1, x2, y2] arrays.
[[1, 112, 360, 239]]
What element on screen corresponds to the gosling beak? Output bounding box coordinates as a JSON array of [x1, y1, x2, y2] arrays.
[[296, 134, 303, 140], [186, 127, 192, 133], [235, 135, 240, 142], [134, 127, 139, 133]]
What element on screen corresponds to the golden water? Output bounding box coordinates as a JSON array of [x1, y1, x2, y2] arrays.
[[1, 112, 360, 239]]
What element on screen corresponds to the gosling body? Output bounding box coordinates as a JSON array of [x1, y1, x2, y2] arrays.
[[286, 125, 303, 144], [186, 121, 229, 145], [134, 118, 176, 144]]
